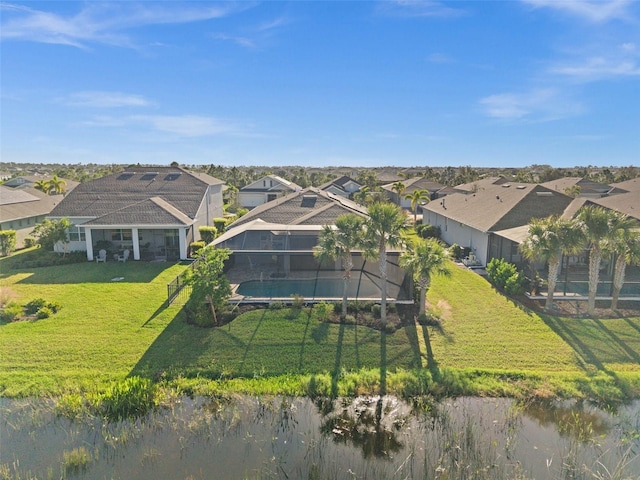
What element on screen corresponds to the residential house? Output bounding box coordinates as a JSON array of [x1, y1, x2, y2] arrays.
[[238, 175, 301, 209], [319, 175, 362, 199], [541, 177, 619, 198], [0, 186, 68, 248], [213, 187, 411, 301], [381, 176, 445, 208], [422, 183, 573, 267], [48, 166, 224, 261]]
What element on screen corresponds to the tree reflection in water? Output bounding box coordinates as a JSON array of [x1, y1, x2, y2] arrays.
[[318, 396, 409, 459]]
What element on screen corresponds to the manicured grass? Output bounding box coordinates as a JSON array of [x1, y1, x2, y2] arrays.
[[1, 250, 638, 401]]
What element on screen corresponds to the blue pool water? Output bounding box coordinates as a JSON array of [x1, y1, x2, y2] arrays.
[[237, 277, 382, 299]]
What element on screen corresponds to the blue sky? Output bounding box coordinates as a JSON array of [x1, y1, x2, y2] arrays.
[[1, 1, 639, 168]]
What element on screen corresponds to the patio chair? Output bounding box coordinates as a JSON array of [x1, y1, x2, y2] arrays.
[[117, 249, 130, 263], [95, 249, 107, 263]]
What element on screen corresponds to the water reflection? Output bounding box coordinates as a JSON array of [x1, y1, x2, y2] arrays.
[[1, 396, 638, 479], [319, 396, 406, 459]]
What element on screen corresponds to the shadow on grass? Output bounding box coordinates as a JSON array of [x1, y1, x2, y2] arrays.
[[539, 313, 638, 402], [12, 261, 182, 284], [331, 322, 346, 398]]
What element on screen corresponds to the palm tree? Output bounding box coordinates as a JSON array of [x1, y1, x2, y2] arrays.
[[405, 189, 430, 224], [400, 238, 450, 316], [48, 175, 67, 194], [34, 179, 51, 194], [353, 186, 370, 206], [314, 214, 365, 318], [391, 181, 406, 205], [364, 202, 407, 324], [605, 213, 640, 311], [520, 216, 584, 312], [577, 206, 618, 316]]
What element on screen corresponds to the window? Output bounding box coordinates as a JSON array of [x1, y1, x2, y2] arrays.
[[111, 229, 132, 241], [68, 225, 86, 242]]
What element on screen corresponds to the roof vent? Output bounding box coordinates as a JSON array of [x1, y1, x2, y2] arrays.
[[536, 192, 554, 197], [502, 184, 511, 188], [516, 185, 526, 189]]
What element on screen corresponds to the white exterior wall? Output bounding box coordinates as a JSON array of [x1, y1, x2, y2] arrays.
[[238, 192, 268, 208], [423, 211, 490, 265]]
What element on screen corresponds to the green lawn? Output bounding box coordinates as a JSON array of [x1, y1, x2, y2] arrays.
[[1, 250, 638, 399]]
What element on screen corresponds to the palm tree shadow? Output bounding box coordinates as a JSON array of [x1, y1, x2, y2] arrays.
[[539, 313, 606, 371], [331, 322, 346, 398]]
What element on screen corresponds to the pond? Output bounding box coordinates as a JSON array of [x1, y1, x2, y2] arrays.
[[1, 395, 639, 479]]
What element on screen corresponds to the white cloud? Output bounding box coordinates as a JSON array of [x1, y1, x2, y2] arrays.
[[521, 0, 636, 22], [133, 115, 240, 137], [479, 88, 583, 122], [81, 113, 248, 138], [60, 91, 152, 108], [550, 56, 640, 80], [427, 53, 454, 64], [0, 2, 254, 48], [376, 0, 467, 18], [212, 33, 255, 48]]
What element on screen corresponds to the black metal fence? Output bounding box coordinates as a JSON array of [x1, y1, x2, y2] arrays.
[[166, 258, 200, 305]]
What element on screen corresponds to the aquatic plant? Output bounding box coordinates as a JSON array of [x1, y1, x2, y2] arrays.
[[99, 376, 158, 422]]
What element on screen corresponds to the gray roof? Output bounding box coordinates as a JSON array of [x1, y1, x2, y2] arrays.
[[49, 166, 223, 226], [588, 190, 640, 221], [455, 176, 512, 192], [541, 177, 614, 196], [0, 186, 68, 222], [319, 175, 361, 193], [381, 176, 444, 194], [424, 183, 573, 232], [611, 177, 640, 192], [229, 187, 368, 228]]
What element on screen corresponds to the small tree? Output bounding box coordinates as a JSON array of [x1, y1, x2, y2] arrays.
[[185, 247, 232, 326], [0, 230, 17, 256], [32, 218, 71, 253]]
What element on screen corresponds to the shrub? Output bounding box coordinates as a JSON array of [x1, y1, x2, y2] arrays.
[[36, 306, 54, 319], [213, 218, 228, 234], [448, 243, 463, 261], [236, 208, 249, 218], [416, 224, 441, 239], [0, 302, 23, 323], [486, 258, 526, 295], [199, 226, 217, 244], [190, 241, 205, 257], [343, 314, 356, 325], [23, 237, 37, 248], [314, 302, 334, 321], [269, 301, 285, 310], [0, 230, 17, 256], [371, 304, 382, 318], [25, 298, 47, 315]]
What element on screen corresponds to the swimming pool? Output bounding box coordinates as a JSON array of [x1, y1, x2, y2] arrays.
[[236, 277, 383, 299]]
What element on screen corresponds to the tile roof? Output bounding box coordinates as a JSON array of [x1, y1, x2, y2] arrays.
[[424, 183, 573, 232], [229, 187, 368, 228], [49, 166, 223, 226]]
